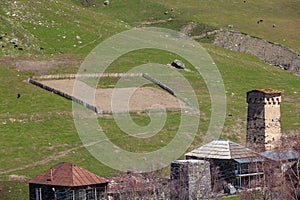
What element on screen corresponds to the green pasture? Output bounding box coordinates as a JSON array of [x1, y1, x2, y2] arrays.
[[0, 0, 299, 199]]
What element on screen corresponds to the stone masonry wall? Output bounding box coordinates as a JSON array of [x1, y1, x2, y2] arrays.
[[170, 160, 211, 200], [264, 94, 281, 150], [246, 92, 266, 150], [246, 91, 281, 151], [214, 30, 300, 75]]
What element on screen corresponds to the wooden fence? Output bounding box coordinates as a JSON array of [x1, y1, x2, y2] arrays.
[[32, 73, 143, 80], [142, 73, 175, 95], [28, 73, 194, 114], [27, 78, 98, 113], [142, 74, 195, 109]]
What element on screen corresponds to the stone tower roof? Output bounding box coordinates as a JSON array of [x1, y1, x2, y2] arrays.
[[248, 89, 281, 95]]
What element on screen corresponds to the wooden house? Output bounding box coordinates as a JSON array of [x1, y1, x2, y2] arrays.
[[28, 162, 108, 200], [185, 139, 264, 191]]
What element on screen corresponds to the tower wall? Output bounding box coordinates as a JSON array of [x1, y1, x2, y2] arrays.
[[264, 94, 281, 150], [246, 90, 281, 151], [170, 160, 211, 200]]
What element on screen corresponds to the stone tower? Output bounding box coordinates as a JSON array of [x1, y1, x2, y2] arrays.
[[170, 160, 211, 200], [246, 89, 281, 151]]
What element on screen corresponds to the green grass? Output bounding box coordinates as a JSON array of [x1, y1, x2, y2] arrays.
[[189, 23, 216, 36], [0, 180, 28, 200], [1, 0, 299, 55], [0, 0, 300, 199], [152, 0, 300, 52], [0, 0, 127, 56], [222, 195, 238, 200]]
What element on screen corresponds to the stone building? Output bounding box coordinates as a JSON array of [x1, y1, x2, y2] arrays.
[[185, 140, 263, 191], [170, 160, 211, 200], [246, 89, 282, 151]]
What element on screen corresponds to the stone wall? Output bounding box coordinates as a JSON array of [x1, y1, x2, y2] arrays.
[[170, 160, 211, 200], [264, 94, 281, 149], [214, 30, 300, 75], [246, 91, 281, 151]]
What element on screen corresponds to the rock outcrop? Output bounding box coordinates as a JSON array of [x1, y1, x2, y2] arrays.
[[213, 30, 300, 76]]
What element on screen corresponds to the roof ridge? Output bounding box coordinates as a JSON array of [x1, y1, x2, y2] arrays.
[[226, 140, 232, 158], [71, 163, 75, 186]]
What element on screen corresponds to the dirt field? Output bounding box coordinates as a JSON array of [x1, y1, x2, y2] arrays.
[[40, 79, 186, 113], [0, 54, 81, 74]]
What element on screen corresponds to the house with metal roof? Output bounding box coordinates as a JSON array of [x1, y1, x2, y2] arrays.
[[185, 140, 264, 190], [28, 162, 108, 200], [169, 88, 300, 198], [185, 139, 257, 160], [260, 150, 298, 162], [260, 149, 299, 174]]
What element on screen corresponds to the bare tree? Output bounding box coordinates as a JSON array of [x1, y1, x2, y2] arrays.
[[239, 136, 300, 200]]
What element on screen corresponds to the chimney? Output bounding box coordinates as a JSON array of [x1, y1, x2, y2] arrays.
[[47, 168, 53, 182], [246, 89, 281, 151]]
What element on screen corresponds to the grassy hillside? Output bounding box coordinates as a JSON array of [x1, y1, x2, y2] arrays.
[[0, 0, 299, 199], [1, 0, 299, 55], [156, 0, 300, 51]]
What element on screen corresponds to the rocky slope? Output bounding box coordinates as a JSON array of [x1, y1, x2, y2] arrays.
[[213, 30, 300, 76]]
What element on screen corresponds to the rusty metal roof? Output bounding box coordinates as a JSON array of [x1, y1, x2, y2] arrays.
[[28, 162, 108, 187], [185, 140, 257, 159]]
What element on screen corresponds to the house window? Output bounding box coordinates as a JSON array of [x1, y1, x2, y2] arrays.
[[234, 164, 239, 175], [35, 188, 42, 200], [79, 189, 86, 200], [65, 190, 75, 200], [86, 188, 94, 199], [253, 137, 257, 143]]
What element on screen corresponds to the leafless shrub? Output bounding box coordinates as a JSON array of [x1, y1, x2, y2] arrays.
[[240, 137, 300, 200]]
